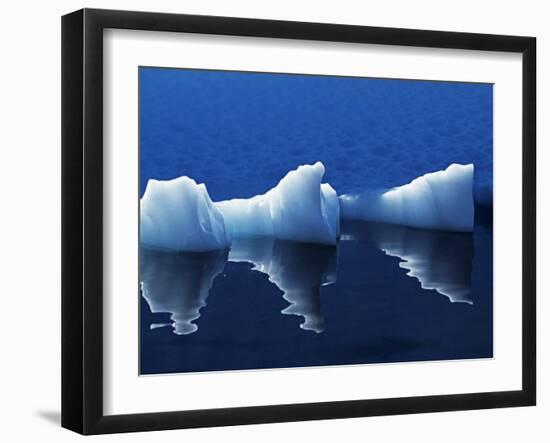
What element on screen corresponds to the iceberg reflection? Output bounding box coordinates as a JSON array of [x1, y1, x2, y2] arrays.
[[140, 247, 228, 335], [229, 237, 337, 333], [341, 221, 474, 304], [141, 219, 471, 338], [140, 237, 337, 335]]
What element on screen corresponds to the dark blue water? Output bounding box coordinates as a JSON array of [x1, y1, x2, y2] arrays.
[[139, 67, 493, 374], [140, 67, 493, 203], [140, 215, 492, 374]]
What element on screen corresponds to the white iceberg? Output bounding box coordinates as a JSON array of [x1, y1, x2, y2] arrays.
[[216, 162, 340, 245], [140, 176, 230, 252], [339, 164, 474, 232]]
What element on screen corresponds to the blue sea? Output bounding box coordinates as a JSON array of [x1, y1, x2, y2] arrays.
[[139, 67, 493, 375]]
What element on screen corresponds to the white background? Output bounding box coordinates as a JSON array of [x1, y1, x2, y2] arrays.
[[0, 0, 547, 441]]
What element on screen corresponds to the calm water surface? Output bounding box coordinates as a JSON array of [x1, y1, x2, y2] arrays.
[[140, 214, 492, 375]]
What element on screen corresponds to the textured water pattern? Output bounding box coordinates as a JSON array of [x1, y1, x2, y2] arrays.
[[140, 68, 492, 202], [139, 68, 493, 374]]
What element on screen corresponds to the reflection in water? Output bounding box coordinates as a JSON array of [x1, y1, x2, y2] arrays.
[[141, 221, 473, 337], [229, 237, 337, 333], [341, 221, 474, 304], [140, 248, 228, 335], [140, 238, 337, 335]]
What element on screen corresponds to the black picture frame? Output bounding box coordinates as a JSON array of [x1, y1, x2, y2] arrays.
[[62, 8, 536, 435]]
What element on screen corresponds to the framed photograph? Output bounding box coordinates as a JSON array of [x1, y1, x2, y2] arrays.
[[61, 8, 536, 435]]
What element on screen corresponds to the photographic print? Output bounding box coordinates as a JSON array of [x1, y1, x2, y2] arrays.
[[138, 67, 493, 375]]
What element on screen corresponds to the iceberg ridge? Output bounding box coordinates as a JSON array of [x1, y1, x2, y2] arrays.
[[339, 163, 474, 232], [216, 162, 340, 245]]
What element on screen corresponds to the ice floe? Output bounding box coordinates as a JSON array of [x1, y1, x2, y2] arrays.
[[339, 164, 474, 232]]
